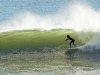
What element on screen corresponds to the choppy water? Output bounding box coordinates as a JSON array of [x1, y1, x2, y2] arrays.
[[0, 47, 100, 75]]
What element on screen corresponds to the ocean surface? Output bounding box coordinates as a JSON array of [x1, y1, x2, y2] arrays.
[[0, 0, 100, 75], [0, 30, 99, 75]]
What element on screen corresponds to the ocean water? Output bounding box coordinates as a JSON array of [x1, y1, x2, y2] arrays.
[[0, 43, 100, 75], [0, 30, 99, 75], [0, 0, 100, 75]]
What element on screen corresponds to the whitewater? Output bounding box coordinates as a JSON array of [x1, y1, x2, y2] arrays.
[[0, 2, 100, 32], [0, 1, 100, 75]]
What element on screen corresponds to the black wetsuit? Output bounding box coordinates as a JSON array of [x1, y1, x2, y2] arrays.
[[66, 37, 75, 48]]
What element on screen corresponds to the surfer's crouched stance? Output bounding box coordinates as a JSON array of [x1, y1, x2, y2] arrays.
[[65, 35, 75, 48]]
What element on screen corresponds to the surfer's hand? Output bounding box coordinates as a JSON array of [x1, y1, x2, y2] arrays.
[[65, 39, 68, 41]]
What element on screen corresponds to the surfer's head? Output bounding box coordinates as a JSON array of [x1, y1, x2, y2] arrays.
[[67, 35, 70, 38]]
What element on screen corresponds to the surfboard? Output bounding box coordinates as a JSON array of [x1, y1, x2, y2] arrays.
[[66, 48, 78, 50]]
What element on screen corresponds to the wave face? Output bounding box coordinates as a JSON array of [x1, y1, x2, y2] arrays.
[[0, 29, 100, 52]]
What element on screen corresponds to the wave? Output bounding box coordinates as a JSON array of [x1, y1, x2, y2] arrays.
[[0, 2, 100, 52], [0, 29, 99, 52], [78, 32, 100, 52]]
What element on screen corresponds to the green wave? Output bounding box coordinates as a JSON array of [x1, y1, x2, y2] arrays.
[[0, 29, 82, 51]]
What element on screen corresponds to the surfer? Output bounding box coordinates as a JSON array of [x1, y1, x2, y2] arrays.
[[65, 35, 75, 48]]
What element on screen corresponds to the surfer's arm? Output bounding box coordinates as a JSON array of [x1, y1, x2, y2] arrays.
[[65, 39, 69, 41]]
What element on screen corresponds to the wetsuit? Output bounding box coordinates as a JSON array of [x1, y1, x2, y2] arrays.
[[66, 36, 75, 48]]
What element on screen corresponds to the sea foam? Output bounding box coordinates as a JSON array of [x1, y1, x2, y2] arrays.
[[0, 2, 100, 32]]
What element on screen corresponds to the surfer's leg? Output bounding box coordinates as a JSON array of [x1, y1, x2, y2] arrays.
[[69, 41, 73, 48], [73, 40, 75, 46]]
